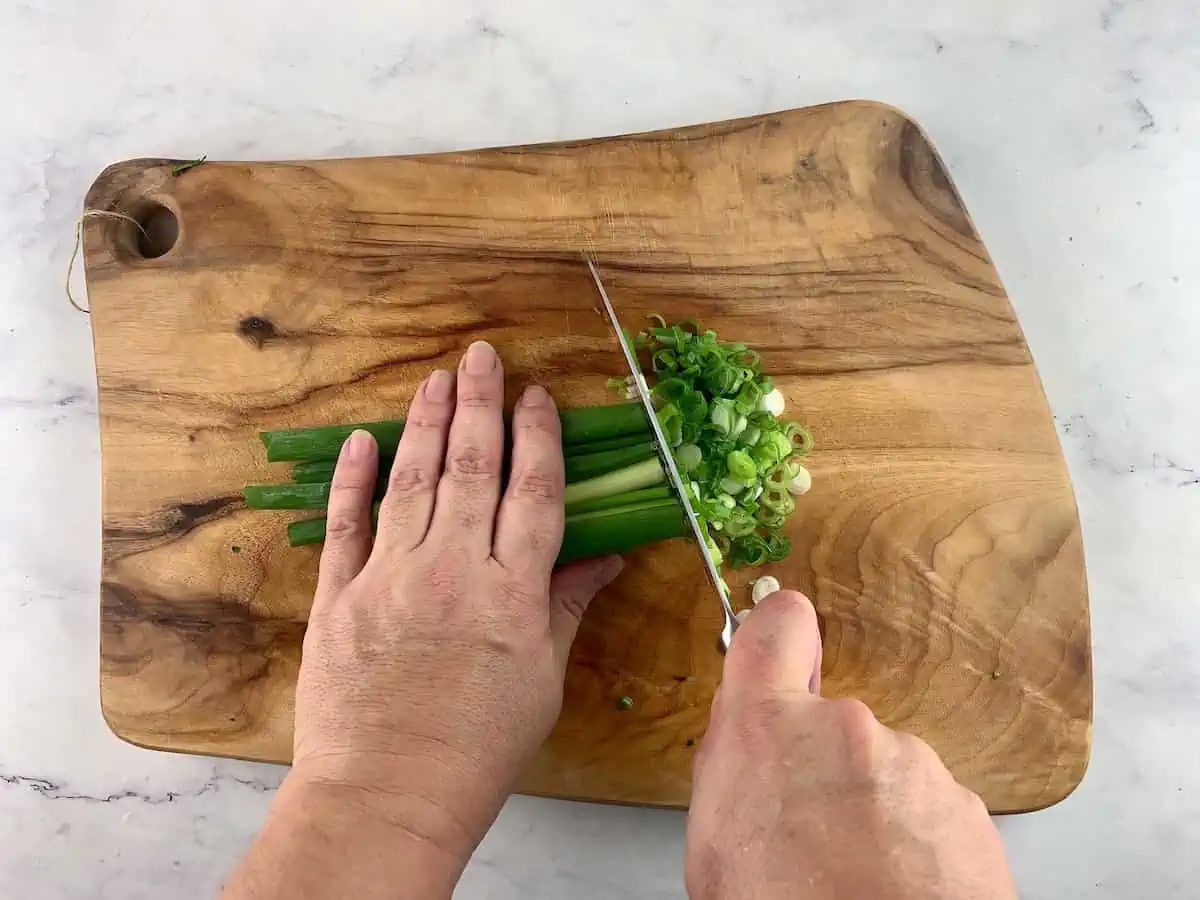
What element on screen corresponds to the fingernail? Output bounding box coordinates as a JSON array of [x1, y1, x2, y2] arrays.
[[342, 429, 374, 461], [520, 384, 551, 408], [463, 341, 497, 375], [596, 555, 625, 587], [424, 369, 453, 402]]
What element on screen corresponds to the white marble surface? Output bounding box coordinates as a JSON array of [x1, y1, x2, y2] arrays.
[[2, 0, 1198, 896]]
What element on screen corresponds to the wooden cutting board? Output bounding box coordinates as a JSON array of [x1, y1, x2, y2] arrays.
[[84, 101, 1091, 813]]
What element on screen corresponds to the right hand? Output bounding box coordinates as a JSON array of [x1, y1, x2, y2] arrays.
[[686, 591, 1018, 900]]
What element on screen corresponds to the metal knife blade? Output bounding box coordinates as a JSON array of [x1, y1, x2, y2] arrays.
[[585, 259, 738, 649]]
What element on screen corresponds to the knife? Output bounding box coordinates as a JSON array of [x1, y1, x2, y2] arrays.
[[585, 259, 739, 650]]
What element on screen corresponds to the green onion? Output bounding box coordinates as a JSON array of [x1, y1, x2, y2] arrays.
[[562, 457, 665, 507], [559, 403, 652, 446], [564, 433, 651, 456], [257, 318, 812, 575], [292, 459, 338, 484], [565, 485, 673, 515], [726, 450, 756, 484], [288, 496, 688, 562], [621, 317, 815, 572], [245, 482, 331, 510], [291, 457, 398, 485], [564, 442, 656, 484], [555, 500, 687, 565], [262, 422, 406, 464], [676, 443, 703, 471], [290, 442, 654, 487], [244, 479, 389, 510], [261, 403, 650, 463]]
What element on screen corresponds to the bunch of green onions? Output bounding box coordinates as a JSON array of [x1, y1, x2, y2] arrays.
[[247, 403, 688, 564], [245, 319, 812, 573]]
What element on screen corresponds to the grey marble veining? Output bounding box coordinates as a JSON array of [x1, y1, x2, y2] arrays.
[[2, 1, 1198, 897]]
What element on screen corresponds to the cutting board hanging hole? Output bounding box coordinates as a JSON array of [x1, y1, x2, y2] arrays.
[[129, 201, 180, 259], [66, 199, 182, 312]]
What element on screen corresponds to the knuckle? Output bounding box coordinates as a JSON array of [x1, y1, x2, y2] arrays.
[[448, 444, 500, 481], [324, 510, 366, 543], [826, 698, 883, 770], [404, 409, 449, 431], [515, 406, 561, 438], [456, 386, 500, 409], [328, 479, 370, 503], [509, 468, 561, 505], [387, 462, 431, 497]]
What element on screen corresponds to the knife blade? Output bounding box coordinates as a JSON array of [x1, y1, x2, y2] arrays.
[[585, 259, 739, 649]]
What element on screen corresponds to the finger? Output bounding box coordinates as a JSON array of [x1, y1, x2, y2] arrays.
[[375, 370, 455, 552], [493, 384, 565, 571], [427, 341, 505, 555], [548, 556, 625, 666], [722, 590, 822, 699], [314, 430, 378, 604]]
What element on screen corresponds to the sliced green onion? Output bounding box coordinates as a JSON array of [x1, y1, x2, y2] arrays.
[[719, 477, 745, 496], [611, 317, 816, 573], [710, 398, 736, 435], [726, 450, 756, 484], [676, 443, 703, 471]]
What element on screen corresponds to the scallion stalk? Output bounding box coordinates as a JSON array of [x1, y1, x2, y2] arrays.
[[564, 442, 656, 484], [287, 496, 688, 561], [292, 457, 397, 485], [291, 437, 653, 485], [262, 403, 649, 463], [245, 482, 331, 510], [562, 457, 665, 507], [565, 485, 673, 516], [555, 500, 687, 565], [244, 479, 389, 509], [565, 433, 653, 456]]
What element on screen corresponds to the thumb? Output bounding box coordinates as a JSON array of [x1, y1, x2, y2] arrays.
[[723, 589, 822, 697], [548, 556, 625, 665]]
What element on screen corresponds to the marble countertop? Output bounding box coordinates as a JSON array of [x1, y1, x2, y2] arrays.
[[3, 1, 1198, 896]]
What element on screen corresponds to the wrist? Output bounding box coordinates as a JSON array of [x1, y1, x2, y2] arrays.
[[288, 748, 500, 870], [225, 767, 469, 900]]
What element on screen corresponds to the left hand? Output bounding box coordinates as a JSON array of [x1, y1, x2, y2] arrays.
[[290, 341, 623, 872]]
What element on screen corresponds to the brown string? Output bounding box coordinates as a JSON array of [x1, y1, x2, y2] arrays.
[[65, 211, 148, 314]]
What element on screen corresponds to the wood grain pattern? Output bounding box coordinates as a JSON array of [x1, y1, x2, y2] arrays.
[[83, 101, 1091, 812]]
